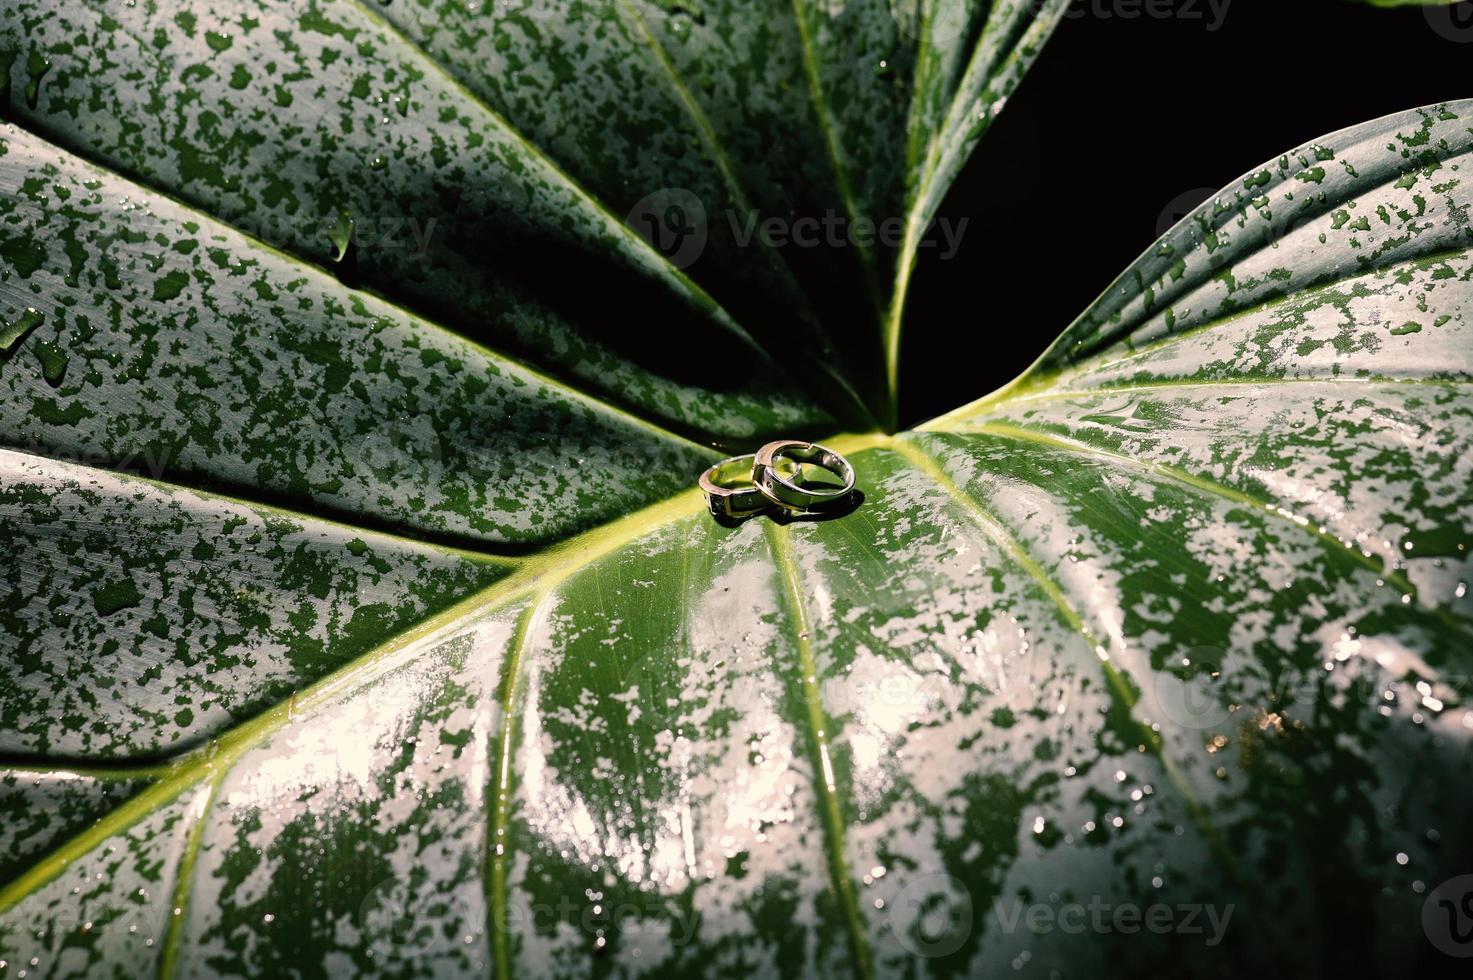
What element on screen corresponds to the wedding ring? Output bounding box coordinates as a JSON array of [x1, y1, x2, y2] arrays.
[[699, 454, 768, 518], [752, 440, 856, 512]]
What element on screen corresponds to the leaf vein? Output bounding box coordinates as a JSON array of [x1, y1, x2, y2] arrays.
[[888, 437, 1240, 878], [763, 521, 874, 980]]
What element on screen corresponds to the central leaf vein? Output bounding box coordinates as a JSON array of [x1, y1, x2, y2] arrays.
[[764, 521, 875, 980]]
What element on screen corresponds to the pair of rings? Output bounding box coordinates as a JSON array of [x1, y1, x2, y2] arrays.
[[699, 440, 857, 518]]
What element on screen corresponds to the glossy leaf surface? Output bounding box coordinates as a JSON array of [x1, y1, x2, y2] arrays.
[[0, 0, 1065, 433], [1, 1, 1470, 977]]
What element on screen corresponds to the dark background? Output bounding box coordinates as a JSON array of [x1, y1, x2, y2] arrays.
[[899, 0, 1473, 427]]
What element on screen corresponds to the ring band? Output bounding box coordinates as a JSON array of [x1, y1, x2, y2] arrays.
[[699, 454, 768, 518], [752, 440, 856, 511]]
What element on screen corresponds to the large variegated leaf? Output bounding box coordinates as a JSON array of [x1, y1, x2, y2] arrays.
[[1, 0, 1470, 976], [0, 0, 1063, 433]]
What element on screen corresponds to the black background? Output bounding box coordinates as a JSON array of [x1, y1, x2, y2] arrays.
[[899, 0, 1473, 427]]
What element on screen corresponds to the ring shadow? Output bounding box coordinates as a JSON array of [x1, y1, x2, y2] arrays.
[[711, 490, 866, 529]]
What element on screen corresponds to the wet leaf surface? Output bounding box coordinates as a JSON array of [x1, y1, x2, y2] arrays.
[[0, 2, 1470, 978]]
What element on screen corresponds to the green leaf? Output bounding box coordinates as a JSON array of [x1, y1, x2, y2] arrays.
[[0, 0, 820, 439], [0, 0, 1065, 435], [0, 125, 720, 547], [0, 0, 1470, 976]]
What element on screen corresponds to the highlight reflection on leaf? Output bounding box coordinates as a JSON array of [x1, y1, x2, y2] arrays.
[[0, 1, 1470, 977]]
